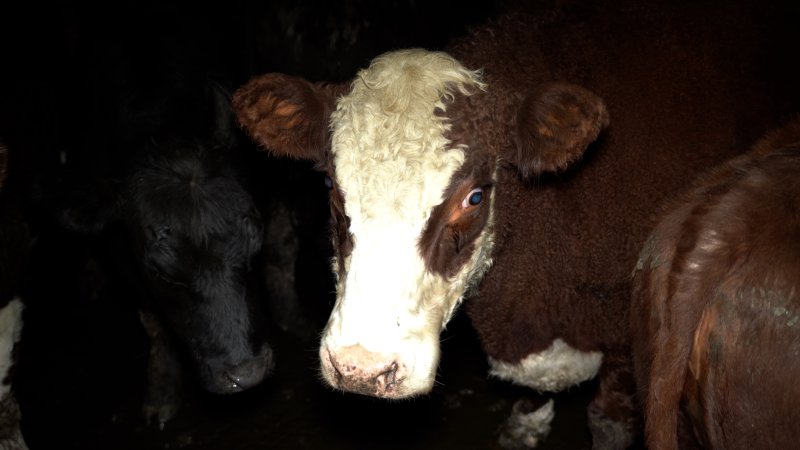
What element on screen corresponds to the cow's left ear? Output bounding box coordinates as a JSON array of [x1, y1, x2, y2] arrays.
[[511, 82, 609, 178]]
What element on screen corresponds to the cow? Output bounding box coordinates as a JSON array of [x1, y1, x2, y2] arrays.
[[56, 81, 281, 429], [630, 118, 800, 450], [0, 141, 31, 450], [232, 3, 797, 448]]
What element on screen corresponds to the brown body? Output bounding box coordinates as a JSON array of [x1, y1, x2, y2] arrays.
[[452, 0, 786, 365], [447, 3, 794, 445], [631, 119, 800, 450]]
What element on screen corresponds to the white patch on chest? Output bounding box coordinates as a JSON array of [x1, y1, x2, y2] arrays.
[[488, 338, 603, 392], [0, 298, 24, 399]]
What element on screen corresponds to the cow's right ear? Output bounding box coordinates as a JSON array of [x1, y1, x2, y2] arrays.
[[232, 74, 345, 163], [511, 82, 609, 178]]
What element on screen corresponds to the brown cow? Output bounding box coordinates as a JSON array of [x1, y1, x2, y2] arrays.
[[232, 2, 797, 448], [630, 118, 800, 450]]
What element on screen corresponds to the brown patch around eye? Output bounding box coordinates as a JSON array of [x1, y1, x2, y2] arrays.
[[419, 177, 492, 279]]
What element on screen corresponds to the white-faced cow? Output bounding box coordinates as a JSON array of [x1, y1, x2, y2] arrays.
[[630, 118, 800, 450], [232, 4, 796, 449], [0, 141, 30, 450]]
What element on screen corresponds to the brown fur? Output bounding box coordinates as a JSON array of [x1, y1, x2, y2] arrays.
[[232, 73, 345, 163], [445, 4, 795, 447], [449, 0, 788, 362], [631, 117, 800, 450], [419, 111, 496, 278], [514, 82, 609, 176], [233, 1, 799, 447]]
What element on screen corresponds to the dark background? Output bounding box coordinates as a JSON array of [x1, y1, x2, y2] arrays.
[[0, 1, 797, 449]]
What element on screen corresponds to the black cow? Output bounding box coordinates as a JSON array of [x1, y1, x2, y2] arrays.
[[58, 81, 281, 428]]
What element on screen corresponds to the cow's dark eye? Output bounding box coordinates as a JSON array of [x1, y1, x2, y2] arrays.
[[462, 188, 483, 208], [324, 175, 334, 190]]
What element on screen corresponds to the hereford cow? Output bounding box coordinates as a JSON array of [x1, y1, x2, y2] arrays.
[[630, 118, 800, 450], [232, 3, 795, 448], [0, 142, 30, 450]]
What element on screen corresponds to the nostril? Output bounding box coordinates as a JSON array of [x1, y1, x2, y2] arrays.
[[378, 361, 399, 389], [224, 371, 245, 390], [326, 349, 346, 384]]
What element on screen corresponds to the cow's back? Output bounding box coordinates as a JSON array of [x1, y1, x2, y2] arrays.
[[631, 118, 800, 449]]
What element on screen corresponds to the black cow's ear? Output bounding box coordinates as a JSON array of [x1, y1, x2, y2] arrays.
[[511, 82, 609, 178], [232, 74, 348, 163]]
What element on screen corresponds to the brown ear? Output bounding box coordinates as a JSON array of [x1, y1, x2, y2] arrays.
[[232, 73, 346, 162], [512, 82, 609, 177]]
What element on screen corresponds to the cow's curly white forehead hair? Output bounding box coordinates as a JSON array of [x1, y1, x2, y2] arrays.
[[331, 49, 486, 226], [353, 48, 485, 113]]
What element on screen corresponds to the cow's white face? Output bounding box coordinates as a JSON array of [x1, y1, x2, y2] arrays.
[[318, 50, 495, 398]]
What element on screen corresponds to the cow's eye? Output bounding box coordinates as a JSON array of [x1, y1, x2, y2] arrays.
[[324, 175, 334, 190], [462, 187, 483, 208]]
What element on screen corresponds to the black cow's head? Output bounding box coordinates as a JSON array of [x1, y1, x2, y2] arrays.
[[126, 138, 272, 393], [57, 81, 275, 395]]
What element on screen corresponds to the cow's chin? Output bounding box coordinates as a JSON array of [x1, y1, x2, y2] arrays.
[[318, 335, 440, 399]]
